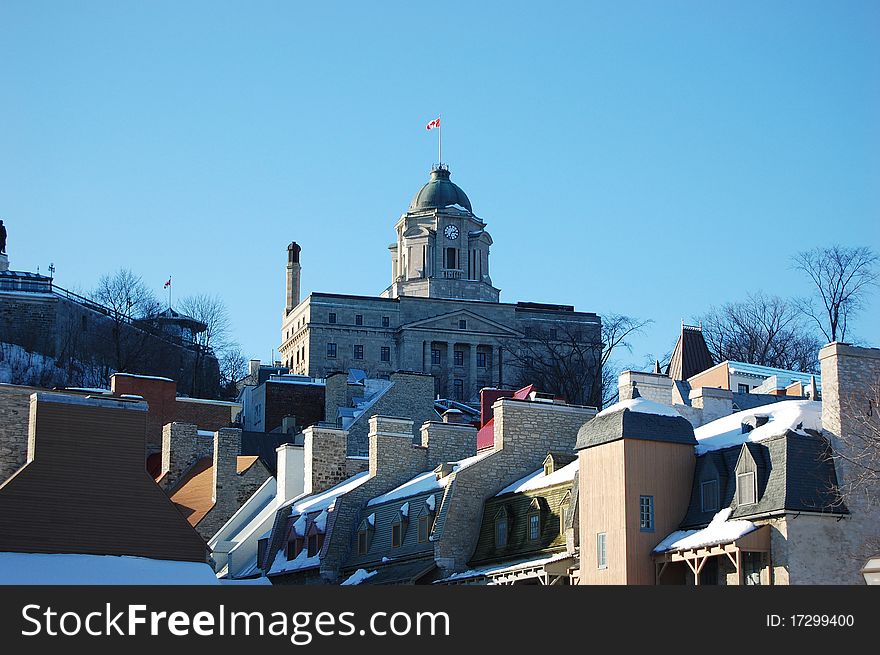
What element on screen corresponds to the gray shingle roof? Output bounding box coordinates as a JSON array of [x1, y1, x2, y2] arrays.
[[680, 432, 845, 529], [575, 409, 697, 450]]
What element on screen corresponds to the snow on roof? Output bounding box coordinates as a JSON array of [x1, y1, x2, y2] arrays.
[[436, 552, 572, 583], [268, 548, 320, 575], [596, 396, 681, 418], [496, 460, 578, 496], [197, 429, 215, 437], [282, 471, 370, 515], [727, 361, 822, 389], [653, 508, 756, 553], [0, 552, 219, 585], [693, 399, 822, 455], [113, 373, 174, 382], [175, 397, 241, 407], [341, 568, 378, 585], [367, 450, 493, 507]]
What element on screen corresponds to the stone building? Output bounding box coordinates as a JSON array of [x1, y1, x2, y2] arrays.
[[278, 165, 602, 403]]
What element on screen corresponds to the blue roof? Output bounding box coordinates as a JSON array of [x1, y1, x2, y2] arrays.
[[727, 361, 821, 390]]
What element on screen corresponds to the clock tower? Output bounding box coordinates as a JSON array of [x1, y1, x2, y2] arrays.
[[381, 165, 500, 302]]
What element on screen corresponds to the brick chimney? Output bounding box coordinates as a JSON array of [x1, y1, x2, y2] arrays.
[[286, 242, 302, 314], [211, 428, 241, 505]]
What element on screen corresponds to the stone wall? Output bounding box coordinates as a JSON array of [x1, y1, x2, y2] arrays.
[[819, 342, 880, 582], [159, 422, 209, 491], [420, 421, 477, 469], [0, 384, 37, 483], [433, 398, 596, 574], [303, 424, 349, 495], [618, 371, 673, 405]]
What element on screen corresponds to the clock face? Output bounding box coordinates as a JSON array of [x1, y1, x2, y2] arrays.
[[444, 225, 459, 240]]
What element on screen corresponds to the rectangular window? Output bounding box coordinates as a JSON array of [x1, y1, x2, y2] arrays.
[[529, 513, 540, 541], [307, 534, 318, 557], [257, 538, 268, 566], [358, 531, 368, 555], [382, 316, 390, 328], [477, 352, 487, 368], [559, 504, 569, 536], [418, 516, 430, 543], [327, 343, 337, 358], [495, 518, 508, 548], [701, 479, 719, 512], [639, 495, 654, 532], [431, 348, 441, 366], [737, 471, 757, 506], [380, 346, 390, 362], [445, 247, 457, 270], [453, 379, 464, 400], [354, 344, 364, 360], [458, 319, 467, 330], [738, 384, 750, 394], [328, 312, 336, 324], [392, 524, 402, 548], [454, 350, 464, 366], [355, 314, 363, 326], [597, 533, 607, 569]]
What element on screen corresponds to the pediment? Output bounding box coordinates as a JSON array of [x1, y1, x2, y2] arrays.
[[400, 309, 523, 337]]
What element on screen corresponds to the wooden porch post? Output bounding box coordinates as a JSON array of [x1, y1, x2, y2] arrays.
[[734, 548, 742, 586]]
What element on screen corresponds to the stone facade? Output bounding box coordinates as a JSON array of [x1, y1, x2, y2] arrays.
[[303, 424, 349, 495], [433, 398, 596, 574], [819, 342, 880, 583]]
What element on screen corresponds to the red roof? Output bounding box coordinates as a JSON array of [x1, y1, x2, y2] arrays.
[[476, 385, 535, 450]]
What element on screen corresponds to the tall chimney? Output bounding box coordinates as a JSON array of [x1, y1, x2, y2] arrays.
[[286, 242, 302, 314]]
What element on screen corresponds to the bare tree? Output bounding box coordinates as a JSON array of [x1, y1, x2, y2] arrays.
[[89, 268, 161, 375], [699, 292, 821, 372], [219, 345, 248, 399], [793, 245, 879, 343], [506, 314, 650, 408], [180, 293, 240, 398]]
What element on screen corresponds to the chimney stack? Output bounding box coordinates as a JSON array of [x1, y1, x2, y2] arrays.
[[286, 242, 302, 314]]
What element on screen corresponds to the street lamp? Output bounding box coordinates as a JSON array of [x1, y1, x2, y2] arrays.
[[861, 555, 880, 585]]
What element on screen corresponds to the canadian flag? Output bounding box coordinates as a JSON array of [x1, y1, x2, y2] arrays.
[[425, 117, 440, 130], [163, 278, 172, 289]]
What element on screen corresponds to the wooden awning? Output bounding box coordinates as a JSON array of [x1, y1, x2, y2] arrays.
[[653, 525, 771, 585]]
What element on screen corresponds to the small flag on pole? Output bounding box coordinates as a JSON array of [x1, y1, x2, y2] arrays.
[[425, 117, 441, 130], [163, 278, 172, 289]]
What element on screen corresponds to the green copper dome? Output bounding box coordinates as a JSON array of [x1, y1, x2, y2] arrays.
[[409, 167, 472, 213]]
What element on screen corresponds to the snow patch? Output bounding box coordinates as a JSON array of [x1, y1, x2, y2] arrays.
[[426, 494, 436, 512], [653, 508, 756, 553], [694, 400, 821, 454], [597, 397, 681, 418], [313, 509, 328, 532], [340, 568, 377, 586], [497, 460, 577, 496], [268, 547, 320, 575]]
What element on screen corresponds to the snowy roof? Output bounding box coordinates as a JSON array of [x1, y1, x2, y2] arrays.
[[282, 471, 370, 515], [0, 552, 219, 585], [268, 548, 320, 575], [497, 460, 578, 496], [367, 450, 492, 506], [653, 508, 756, 553], [596, 396, 681, 418], [693, 400, 822, 455]]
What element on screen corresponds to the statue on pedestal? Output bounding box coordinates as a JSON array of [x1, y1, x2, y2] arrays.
[[0, 220, 6, 254]]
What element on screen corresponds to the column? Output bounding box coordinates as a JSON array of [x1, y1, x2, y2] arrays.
[[446, 341, 454, 399], [469, 344, 478, 402]]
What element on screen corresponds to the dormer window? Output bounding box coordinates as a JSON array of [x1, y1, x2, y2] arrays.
[[494, 507, 510, 548], [737, 471, 757, 506], [357, 514, 375, 555], [544, 460, 553, 477], [559, 490, 572, 536], [392, 523, 403, 548], [527, 497, 542, 541], [418, 497, 436, 544], [701, 479, 720, 512]]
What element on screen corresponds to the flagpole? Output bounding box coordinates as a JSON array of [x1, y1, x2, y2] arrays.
[[438, 114, 442, 166]]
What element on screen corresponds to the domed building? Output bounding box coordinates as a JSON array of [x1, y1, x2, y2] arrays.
[[382, 165, 498, 303], [278, 162, 601, 432]]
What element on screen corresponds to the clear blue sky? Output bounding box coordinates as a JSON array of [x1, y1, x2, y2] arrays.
[[2, 1, 878, 370]]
